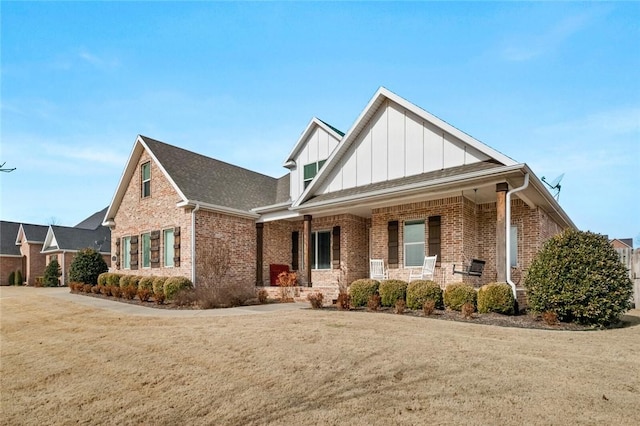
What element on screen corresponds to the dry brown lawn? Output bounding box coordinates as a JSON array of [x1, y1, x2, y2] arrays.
[[1, 287, 639, 425]]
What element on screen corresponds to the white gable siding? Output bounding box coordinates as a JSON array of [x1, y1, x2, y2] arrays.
[[317, 99, 491, 195], [290, 125, 340, 201]]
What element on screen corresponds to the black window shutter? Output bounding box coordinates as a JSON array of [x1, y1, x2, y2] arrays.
[[428, 216, 441, 261], [388, 221, 399, 268], [291, 231, 299, 271], [332, 226, 341, 269]]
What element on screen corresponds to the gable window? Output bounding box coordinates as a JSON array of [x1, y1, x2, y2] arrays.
[[311, 230, 331, 269], [404, 220, 425, 267], [510, 225, 518, 267], [141, 232, 151, 268], [428, 216, 441, 262], [122, 236, 131, 269], [164, 228, 174, 267], [303, 160, 326, 189], [141, 162, 151, 198]]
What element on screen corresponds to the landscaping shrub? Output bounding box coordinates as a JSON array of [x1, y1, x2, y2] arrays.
[[174, 288, 197, 306], [98, 285, 109, 296], [477, 282, 515, 315], [462, 302, 475, 319], [97, 273, 109, 286], [395, 299, 406, 314], [307, 292, 324, 309], [14, 270, 23, 286], [257, 289, 268, 304], [423, 300, 436, 316], [138, 276, 154, 292], [524, 229, 633, 326], [163, 276, 194, 301], [195, 279, 254, 309], [8, 271, 15, 286], [68, 248, 108, 285], [82, 284, 92, 293], [152, 277, 167, 295], [129, 275, 141, 289], [444, 283, 477, 311], [379, 280, 408, 307], [336, 292, 350, 310], [123, 285, 137, 300], [137, 288, 152, 302], [348, 279, 379, 307], [43, 260, 61, 287], [90, 285, 100, 294], [543, 311, 559, 326], [119, 275, 131, 288], [154, 291, 165, 305], [367, 294, 381, 311], [111, 286, 122, 298], [406, 280, 443, 310], [107, 273, 122, 287]]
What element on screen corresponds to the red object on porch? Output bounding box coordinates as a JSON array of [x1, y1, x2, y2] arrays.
[[269, 264, 290, 286]]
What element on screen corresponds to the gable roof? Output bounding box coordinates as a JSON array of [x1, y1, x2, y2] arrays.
[[0, 221, 22, 256], [75, 207, 108, 230], [41, 225, 111, 254], [283, 117, 344, 168], [16, 223, 48, 244], [294, 87, 518, 207], [104, 135, 285, 224]]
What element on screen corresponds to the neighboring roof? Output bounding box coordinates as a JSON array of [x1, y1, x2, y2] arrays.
[[611, 238, 633, 249], [0, 221, 22, 256], [16, 223, 48, 243], [75, 207, 109, 230], [42, 225, 111, 254]]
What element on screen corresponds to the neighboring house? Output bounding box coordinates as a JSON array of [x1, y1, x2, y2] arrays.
[[0, 221, 26, 284], [103, 87, 575, 305], [14, 223, 49, 285], [611, 238, 633, 250], [41, 207, 111, 285]]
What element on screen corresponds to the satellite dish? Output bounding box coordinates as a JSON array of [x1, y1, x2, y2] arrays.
[[541, 173, 564, 201]]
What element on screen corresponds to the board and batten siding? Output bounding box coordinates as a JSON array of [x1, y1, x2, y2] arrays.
[[290, 125, 340, 201], [320, 100, 491, 194]]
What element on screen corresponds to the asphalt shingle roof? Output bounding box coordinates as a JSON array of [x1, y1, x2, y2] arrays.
[[0, 221, 21, 256], [19, 223, 48, 242], [47, 225, 111, 253], [141, 136, 285, 211], [75, 207, 108, 230]]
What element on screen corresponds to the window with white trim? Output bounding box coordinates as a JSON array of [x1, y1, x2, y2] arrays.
[[303, 160, 326, 189], [311, 230, 331, 269], [404, 220, 425, 267], [141, 162, 151, 198], [141, 232, 151, 268], [122, 236, 131, 269], [164, 228, 174, 267]]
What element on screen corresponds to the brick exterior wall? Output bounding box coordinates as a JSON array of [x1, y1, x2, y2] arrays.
[[0, 256, 23, 285], [19, 241, 46, 285]]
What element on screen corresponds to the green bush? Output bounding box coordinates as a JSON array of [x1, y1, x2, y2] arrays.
[[152, 276, 167, 295], [477, 283, 515, 315], [129, 275, 141, 289], [14, 270, 23, 286], [406, 280, 443, 310], [43, 259, 61, 287], [524, 229, 633, 326], [8, 271, 15, 286], [348, 279, 380, 307], [379, 280, 408, 307], [444, 283, 477, 311], [164, 276, 193, 300], [97, 272, 109, 286], [139, 276, 155, 292], [68, 248, 108, 285], [119, 275, 131, 288], [107, 273, 121, 287]]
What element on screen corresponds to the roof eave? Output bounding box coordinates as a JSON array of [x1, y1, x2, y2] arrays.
[[176, 200, 260, 220]]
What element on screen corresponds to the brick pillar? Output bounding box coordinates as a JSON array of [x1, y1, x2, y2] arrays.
[[304, 215, 312, 287], [496, 182, 509, 283], [256, 223, 263, 286]]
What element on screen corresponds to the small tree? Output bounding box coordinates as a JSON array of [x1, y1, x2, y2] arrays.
[[524, 229, 633, 326], [43, 259, 61, 287], [68, 248, 108, 285], [8, 271, 15, 286], [14, 270, 23, 286]]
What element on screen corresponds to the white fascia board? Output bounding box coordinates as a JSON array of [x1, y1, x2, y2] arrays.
[[103, 136, 189, 227], [176, 200, 260, 220], [283, 118, 343, 167], [41, 226, 56, 252], [522, 164, 577, 230], [256, 210, 302, 223], [1, 254, 22, 258], [15, 225, 25, 245], [251, 201, 293, 214]]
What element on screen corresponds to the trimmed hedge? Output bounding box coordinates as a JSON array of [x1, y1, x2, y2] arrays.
[[524, 229, 633, 326], [107, 273, 122, 287], [164, 276, 193, 300], [349, 279, 380, 307], [153, 277, 167, 295], [406, 280, 443, 310], [444, 283, 477, 311], [379, 280, 408, 307], [477, 283, 515, 315], [139, 276, 155, 292], [97, 272, 109, 286]]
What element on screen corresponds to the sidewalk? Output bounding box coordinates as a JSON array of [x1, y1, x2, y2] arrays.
[[0, 286, 308, 317]]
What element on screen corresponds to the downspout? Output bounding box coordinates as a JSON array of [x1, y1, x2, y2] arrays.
[[191, 203, 200, 286], [62, 251, 66, 286], [506, 173, 529, 299]]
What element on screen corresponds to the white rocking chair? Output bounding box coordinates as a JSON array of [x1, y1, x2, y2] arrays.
[[369, 259, 389, 281], [409, 255, 437, 281]]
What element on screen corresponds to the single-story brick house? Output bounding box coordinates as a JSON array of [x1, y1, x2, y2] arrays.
[[103, 87, 575, 304]]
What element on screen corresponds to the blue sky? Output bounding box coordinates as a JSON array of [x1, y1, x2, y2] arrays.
[[1, 1, 639, 243]]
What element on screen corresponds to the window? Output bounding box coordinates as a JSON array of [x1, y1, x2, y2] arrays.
[[303, 160, 326, 189], [122, 236, 131, 269], [141, 232, 151, 268], [164, 229, 174, 267], [404, 221, 425, 267], [311, 230, 331, 269], [428, 216, 441, 261], [141, 162, 151, 198], [510, 225, 518, 267]]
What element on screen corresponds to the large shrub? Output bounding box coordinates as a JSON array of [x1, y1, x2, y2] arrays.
[[349, 279, 380, 307], [8, 271, 15, 286], [444, 283, 477, 311], [14, 270, 23, 286], [68, 248, 108, 285], [477, 283, 515, 315], [164, 276, 194, 300], [406, 280, 443, 310], [379, 280, 408, 307], [524, 229, 633, 326], [43, 259, 61, 287]]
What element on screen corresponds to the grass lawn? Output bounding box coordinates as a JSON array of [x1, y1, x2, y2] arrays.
[[1, 286, 639, 425]]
